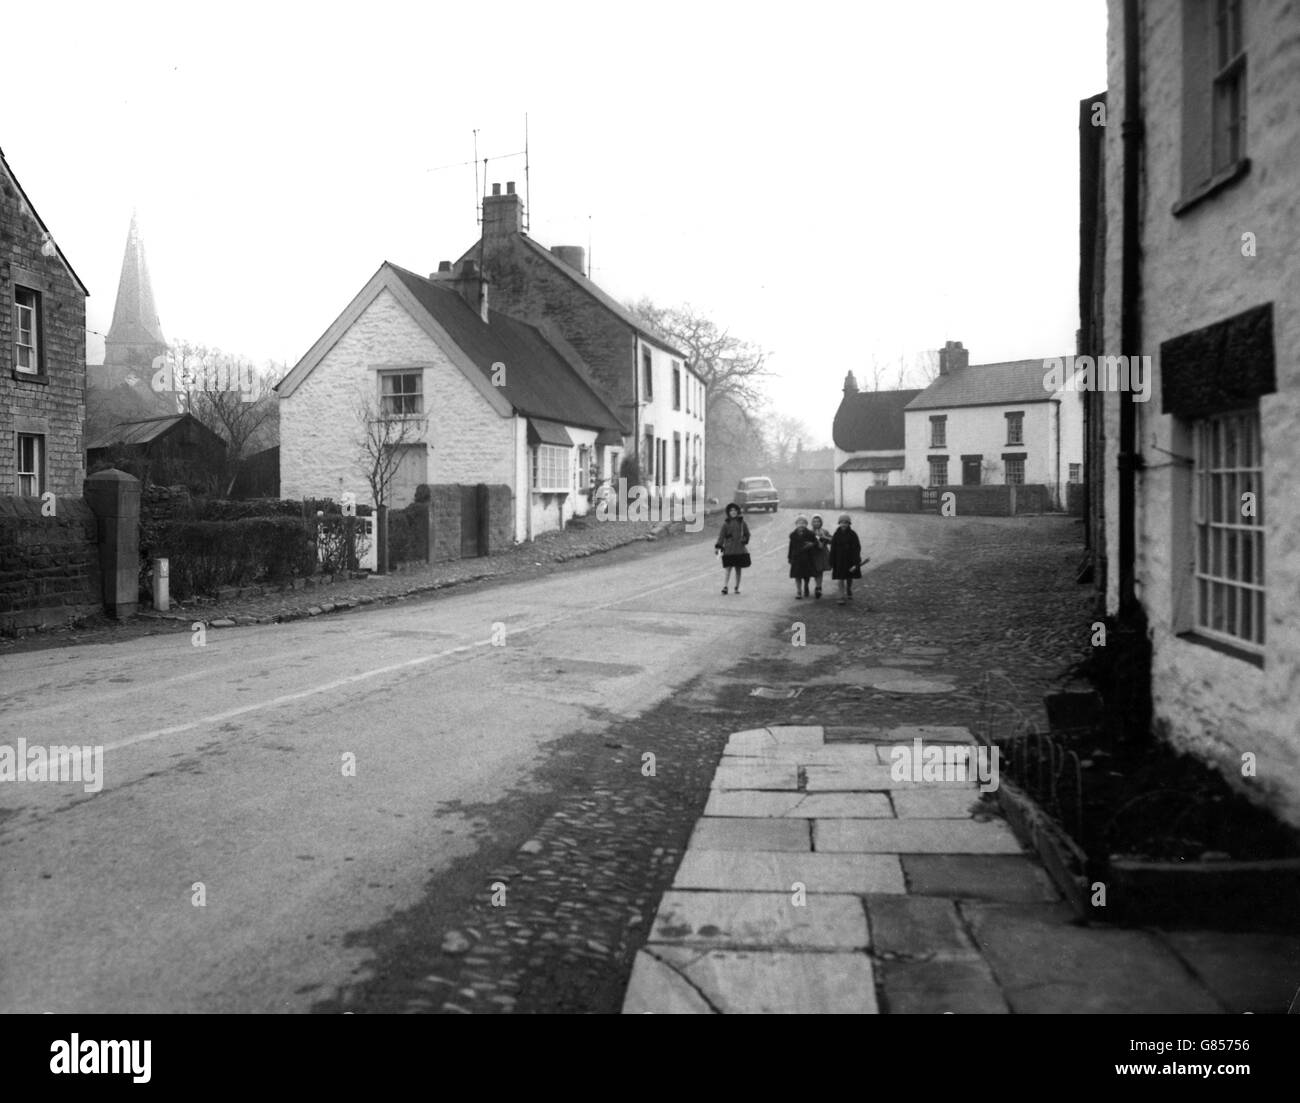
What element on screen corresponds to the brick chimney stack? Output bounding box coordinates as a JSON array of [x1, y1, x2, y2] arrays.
[[843, 370, 859, 394], [938, 341, 968, 376], [482, 180, 524, 241]]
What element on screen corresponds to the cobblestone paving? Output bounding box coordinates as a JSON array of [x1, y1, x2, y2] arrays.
[[314, 514, 1098, 1014], [0, 516, 694, 656]]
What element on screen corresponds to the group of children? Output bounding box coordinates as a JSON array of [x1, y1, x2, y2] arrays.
[[713, 504, 868, 605]]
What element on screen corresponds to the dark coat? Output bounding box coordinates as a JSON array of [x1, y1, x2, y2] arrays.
[[829, 525, 862, 580], [715, 516, 750, 557], [788, 526, 819, 579], [810, 527, 832, 573]]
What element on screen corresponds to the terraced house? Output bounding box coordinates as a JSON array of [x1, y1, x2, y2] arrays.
[[1, 147, 88, 499], [1086, 0, 1300, 825]]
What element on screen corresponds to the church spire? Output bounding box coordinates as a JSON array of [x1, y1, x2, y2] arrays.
[[103, 211, 166, 379]]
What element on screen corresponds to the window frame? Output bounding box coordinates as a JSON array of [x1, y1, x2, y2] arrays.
[[1176, 0, 1250, 215], [642, 349, 653, 401], [673, 363, 682, 411], [927, 457, 948, 487], [13, 285, 44, 376], [379, 369, 424, 417], [1004, 458, 1026, 486], [16, 432, 44, 497], [533, 443, 572, 492], [1005, 411, 1025, 446], [929, 415, 947, 448], [1191, 405, 1264, 653]]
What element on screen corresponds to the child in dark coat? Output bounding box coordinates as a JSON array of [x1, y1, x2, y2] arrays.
[[714, 503, 751, 594], [788, 516, 819, 598], [829, 513, 868, 605]]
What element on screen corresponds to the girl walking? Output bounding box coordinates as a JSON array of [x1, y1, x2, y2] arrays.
[[830, 513, 867, 605], [810, 514, 832, 598], [714, 503, 751, 594], [788, 516, 819, 598]]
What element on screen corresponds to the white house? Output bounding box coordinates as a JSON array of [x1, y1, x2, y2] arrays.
[[276, 259, 626, 543], [1088, 0, 1299, 825], [903, 341, 1084, 506]]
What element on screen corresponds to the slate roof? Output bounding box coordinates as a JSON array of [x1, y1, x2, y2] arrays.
[[460, 233, 689, 360], [832, 389, 921, 453], [386, 263, 625, 434], [836, 455, 905, 472], [905, 359, 1060, 411]]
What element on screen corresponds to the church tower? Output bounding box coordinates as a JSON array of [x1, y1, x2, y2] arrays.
[[98, 212, 166, 388]]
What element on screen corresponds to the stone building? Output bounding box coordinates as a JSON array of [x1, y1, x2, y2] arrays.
[[277, 260, 626, 542], [1, 146, 89, 498], [455, 182, 705, 497], [1090, 0, 1299, 824]]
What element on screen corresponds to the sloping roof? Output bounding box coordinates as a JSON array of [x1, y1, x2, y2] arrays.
[[85, 413, 222, 451], [460, 233, 689, 360], [0, 146, 89, 295], [386, 264, 625, 434], [905, 359, 1061, 410], [832, 389, 921, 452], [837, 455, 905, 472], [527, 418, 574, 446]]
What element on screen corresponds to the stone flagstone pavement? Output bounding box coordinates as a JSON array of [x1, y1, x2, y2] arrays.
[[622, 725, 1299, 1015]]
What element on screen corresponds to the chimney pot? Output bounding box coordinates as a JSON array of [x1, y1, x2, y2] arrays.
[[437, 260, 452, 273], [492, 183, 501, 196], [506, 181, 515, 194]]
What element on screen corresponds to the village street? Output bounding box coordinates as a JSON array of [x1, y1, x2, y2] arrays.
[[0, 509, 931, 1013]]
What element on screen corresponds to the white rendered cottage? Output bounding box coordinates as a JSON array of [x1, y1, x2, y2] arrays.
[[277, 260, 626, 542]]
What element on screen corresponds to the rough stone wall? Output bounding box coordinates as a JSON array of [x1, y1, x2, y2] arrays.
[[0, 495, 101, 634], [1104, 0, 1300, 825], [477, 237, 636, 412], [280, 288, 515, 505], [0, 162, 87, 498]]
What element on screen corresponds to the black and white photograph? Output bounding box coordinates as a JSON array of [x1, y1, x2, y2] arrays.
[[1, 0, 1296, 1079]]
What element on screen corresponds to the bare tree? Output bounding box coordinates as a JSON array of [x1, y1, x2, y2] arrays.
[[625, 299, 771, 422], [763, 413, 812, 468], [168, 340, 278, 497], [353, 383, 429, 574]]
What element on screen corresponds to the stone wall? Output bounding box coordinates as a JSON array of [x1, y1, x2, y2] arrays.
[[426, 484, 513, 562], [1103, 0, 1300, 824], [863, 486, 923, 513], [1, 158, 87, 498], [0, 495, 101, 635]]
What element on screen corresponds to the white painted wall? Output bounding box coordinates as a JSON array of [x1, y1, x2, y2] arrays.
[[1103, 0, 1300, 824], [637, 336, 705, 495], [280, 285, 515, 507], [904, 398, 1082, 501]]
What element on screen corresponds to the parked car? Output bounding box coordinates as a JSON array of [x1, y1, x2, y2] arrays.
[[735, 476, 780, 512]]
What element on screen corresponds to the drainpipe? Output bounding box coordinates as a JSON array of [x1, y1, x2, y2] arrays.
[[1052, 397, 1061, 510], [1119, 0, 1143, 618]]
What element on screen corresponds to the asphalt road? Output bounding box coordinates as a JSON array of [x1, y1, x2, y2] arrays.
[[0, 509, 930, 1013]]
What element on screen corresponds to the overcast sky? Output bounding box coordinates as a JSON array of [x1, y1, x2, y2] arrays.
[[8, 0, 1107, 446]]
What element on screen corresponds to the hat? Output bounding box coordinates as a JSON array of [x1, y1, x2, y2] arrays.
[[838, 513, 852, 525], [794, 515, 809, 527], [725, 502, 742, 516]]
